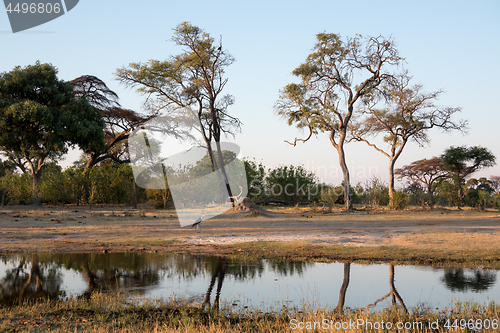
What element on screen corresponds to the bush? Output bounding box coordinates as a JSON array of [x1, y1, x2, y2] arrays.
[[244, 159, 267, 201], [320, 185, 344, 206], [362, 176, 389, 208], [87, 164, 137, 204], [266, 165, 318, 203], [0, 172, 32, 204], [39, 163, 72, 204], [389, 191, 408, 210], [146, 189, 172, 209]]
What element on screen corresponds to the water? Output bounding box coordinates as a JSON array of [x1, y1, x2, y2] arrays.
[[0, 252, 498, 311]]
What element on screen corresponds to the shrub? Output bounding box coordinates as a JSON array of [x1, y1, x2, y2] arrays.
[[0, 172, 32, 204], [389, 191, 408, 210], [363, 176, 389, 208], [243, 159, 267, 201], [266, 165, 318, 203]]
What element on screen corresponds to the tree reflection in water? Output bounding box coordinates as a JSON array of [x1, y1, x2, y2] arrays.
[[441, 268, 496, 292], [202, 257, 228, 310], [0, 254, 63, 306], [335, 262, 351, 312], [0, 253, 163, 305], [0, 253, 497, 310], [333, 263, 407, 314], [365, 264, 407, 312]]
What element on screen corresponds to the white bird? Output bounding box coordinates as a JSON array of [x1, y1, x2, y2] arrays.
[[191, 213, 205, 230]]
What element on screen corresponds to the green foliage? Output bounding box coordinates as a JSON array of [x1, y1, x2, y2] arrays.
[[464, 178, 496, 209], [243, 159, 266, 201], [190, 150, 236, 178], [435, 179, 459, 207], [389, 191, 408, 210], [495, 193, 500, 209], [146, 189, 172, 209], [362, 176, 389, 208], [320, 183, 362, 206], [0, 62, 104, 155], [0, 62, 104, 203], [87, 164, 135, 204], [266, 165, 318, 203], [320, 185, 344, 206], [0, 163, 145, 206], [38, 162, 71, 204], [441, 146, 496, 206], [0, 172, 32, 204]]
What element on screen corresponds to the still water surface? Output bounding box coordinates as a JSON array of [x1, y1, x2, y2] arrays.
[[0, 253, 498, 311]]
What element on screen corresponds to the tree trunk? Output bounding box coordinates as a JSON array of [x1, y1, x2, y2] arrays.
[[206, 140, 218, 172], [388, 158, 396, 200], [83, 153, 96, 174], [32, 169, 43, 206], [132, 180, 138, 209], [215, 140, 235, 207], [458, 179, 465, 207], [335, 262, 351, 312], [204, 140, 228, 204], [337, 143, 353, 211]]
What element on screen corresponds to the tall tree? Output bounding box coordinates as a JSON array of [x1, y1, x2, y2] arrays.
[[116, 22, 241, 205], [0, 62, 104, 205], [276, 33, 403, 211], [349, 72, 467, 203], [441, 146, 496, 207]]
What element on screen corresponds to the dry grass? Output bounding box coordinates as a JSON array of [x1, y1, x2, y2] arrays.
[[0, 204, 499, 266], [1, 292, 499, 332]]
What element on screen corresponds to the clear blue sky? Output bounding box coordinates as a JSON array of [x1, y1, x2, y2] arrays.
[[1, 0, 499, 186]]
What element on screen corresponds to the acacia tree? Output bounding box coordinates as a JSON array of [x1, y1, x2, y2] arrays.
[[276, 33, 403, 211], [115, 22, 241, 205], [0, 62, 104, 205], [70, 75, 154, 172], [349, 72, 467, 203], [395, 157, 449, 195], [441, 145, 496, 207], [395, 157, 449, 206]]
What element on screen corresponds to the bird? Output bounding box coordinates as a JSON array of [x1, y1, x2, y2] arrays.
[[191, 213, 205, 230]]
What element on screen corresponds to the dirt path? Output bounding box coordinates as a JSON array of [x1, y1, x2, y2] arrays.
[[1, 205, 499, 255]]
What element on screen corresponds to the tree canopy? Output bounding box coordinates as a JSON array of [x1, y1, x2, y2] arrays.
[[395, 157, 449, 195], [441, 146, 496, 206], [350, 72, 467, 202], [115, 22, 241, 205], [70, 75, 153, 171], [0, 62, 104, 204], [276, 33, 403, 211]]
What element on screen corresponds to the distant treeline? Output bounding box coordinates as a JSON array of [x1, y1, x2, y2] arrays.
[[1, 158, 498, 210]]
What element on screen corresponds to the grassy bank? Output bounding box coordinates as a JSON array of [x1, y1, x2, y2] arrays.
[[219, 241, 500, 268], [1, 292, 499, 332]]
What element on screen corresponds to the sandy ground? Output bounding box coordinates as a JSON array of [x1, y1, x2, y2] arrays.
[[1, 204, 500, 254]]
